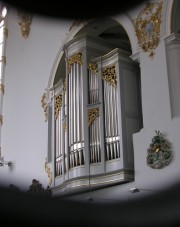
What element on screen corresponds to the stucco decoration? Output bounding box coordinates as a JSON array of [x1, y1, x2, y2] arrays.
[[17, 10, 33, 38], [134, 1, 163, 57], [41, 92, 48, 122], [147, 130, 172, 169]]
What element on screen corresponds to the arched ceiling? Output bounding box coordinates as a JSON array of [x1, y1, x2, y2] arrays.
[[54, 17, 131, 85]]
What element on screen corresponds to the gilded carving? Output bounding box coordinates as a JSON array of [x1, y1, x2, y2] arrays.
[[55, 94, 62, 120], [88, 63, 98, 74], [134, 1, 163, 57], [41, 92, 48, 122], [67, 53, 82, 73], [102, 65, 116, 88], [45, 159, 52, 185], [17, 10, 33, 38], [88, 108, 99, 126], [0, 84, 5, 94]]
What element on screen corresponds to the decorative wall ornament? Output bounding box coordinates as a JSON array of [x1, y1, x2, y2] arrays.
[[88, 63, 98, 74], [0, 56, 6, 65], [134, 1, 163, 57], [0, 84, 5, 94], [88, 108, 99, 126], [67, 52, 82, 73], [45, 160, 52, 186], [102, 65, 117, 88], [17, 10, 33, 38], [3, 28, 8, 37], [54, 94, 62, 120], [41, 92, 48, 122], [147, 130, 172, 169]]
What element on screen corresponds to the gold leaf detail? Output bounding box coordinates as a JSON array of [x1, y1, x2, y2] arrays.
[[88, 63, 98, 74], [88, 108, 99, 126], [67, 53, 82, 73], [134, 1, 163, 57], [102, 65, 116, 88], [55, 94, 62, 120]]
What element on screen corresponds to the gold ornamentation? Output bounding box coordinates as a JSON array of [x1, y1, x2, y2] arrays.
[[102, 65, 116, 88], [63, 122, 67, 131], [134, 1, 163, 57], [88, 108, 99, 126], [17, 10, 33, 38], [41, 92, 48, 122], [0, 56, 6, 65], [88, 63, 98, 74], [0, 115, 3, 125], [55, 94, 62, 120], [0, 84, 5, 94], [67, 53, 82, 73], [45, 159, 52, 185]]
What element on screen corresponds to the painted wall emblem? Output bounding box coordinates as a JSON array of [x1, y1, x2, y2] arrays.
[[147, 130, 172, 169], [134, 1, 163, 57]]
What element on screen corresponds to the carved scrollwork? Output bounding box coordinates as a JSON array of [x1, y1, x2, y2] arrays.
[[67, 53, 82, 73], [134, 1, 163, 57], [54, 94, 62, 120], [88, 63, 98, 74], [102, 65, 116, 88], [88, 108, 99, 126]]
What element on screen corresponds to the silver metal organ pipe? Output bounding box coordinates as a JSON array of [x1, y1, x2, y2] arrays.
[[79, 65, 82, 143], [81, 65, 84, 142], [77, 63, 80, 142], [73, 63, 76, 144]]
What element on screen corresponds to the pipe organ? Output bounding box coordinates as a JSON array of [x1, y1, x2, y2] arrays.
[[49, 35, 142, 195]]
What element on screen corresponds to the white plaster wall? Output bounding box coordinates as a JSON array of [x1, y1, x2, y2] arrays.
[[0, 7, 73, 190]]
